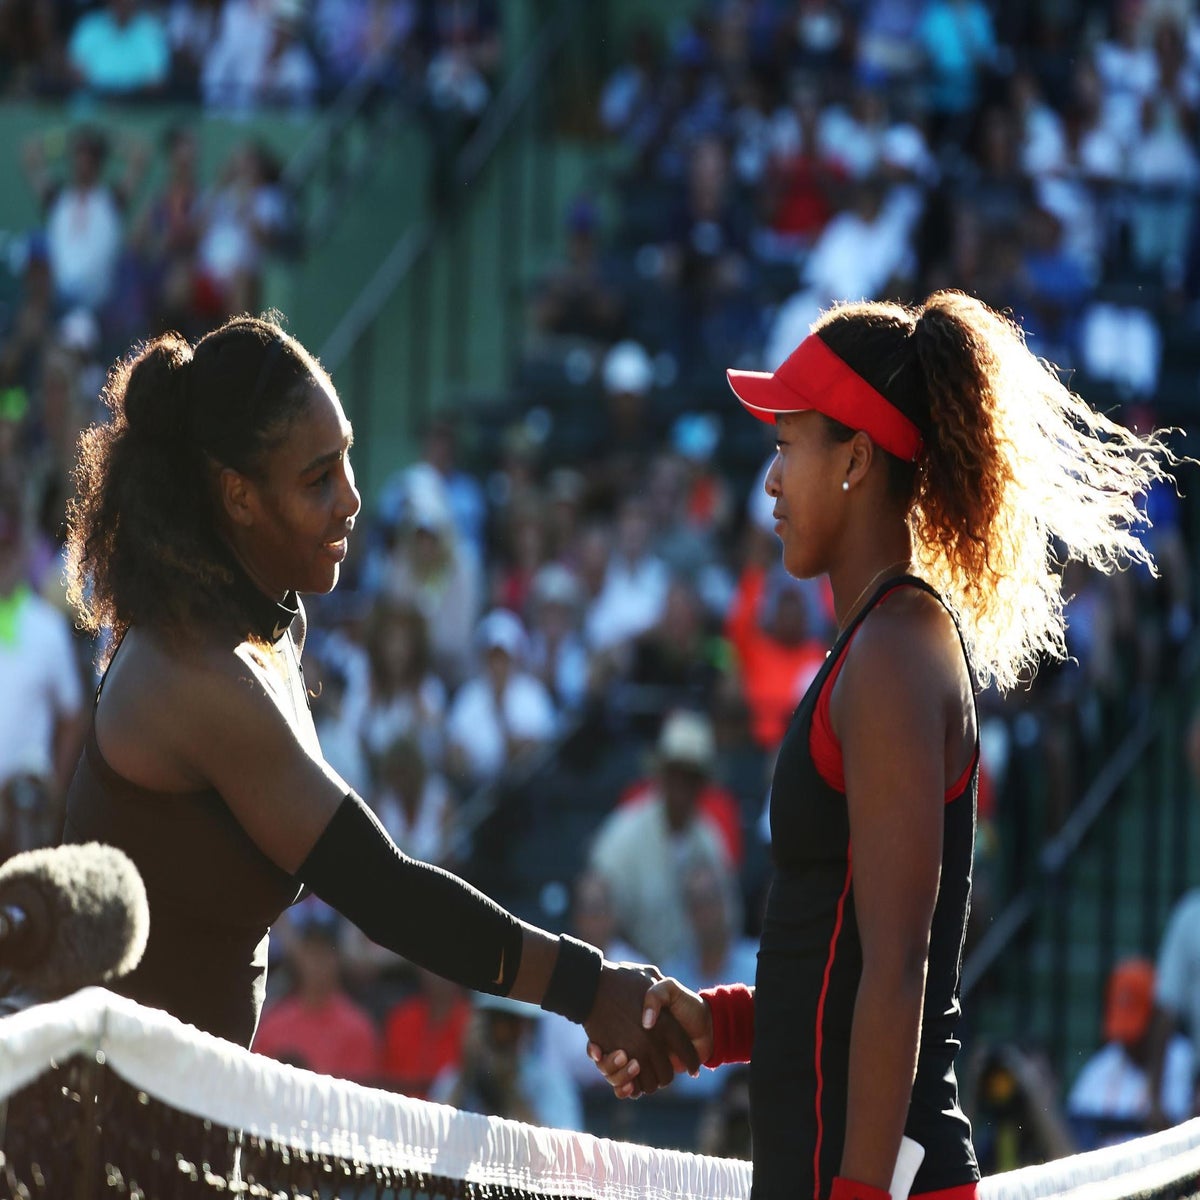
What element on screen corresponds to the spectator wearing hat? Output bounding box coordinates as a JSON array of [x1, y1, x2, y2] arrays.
[[589, 709, 735, 965], [254, 907, 383, 1084], [1066, 958, 1195, 1148], [445, 608, 558, 788], [430, 990, 583, 1131], [584, 340, 656, 513], [526, 562, 590, 715], [375, 464, 482, 688], [615, 706, 743, 870]]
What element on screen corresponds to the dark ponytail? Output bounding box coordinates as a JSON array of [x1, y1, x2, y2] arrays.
[[67, 314, 326, 661], [120, 331, 194, 449]]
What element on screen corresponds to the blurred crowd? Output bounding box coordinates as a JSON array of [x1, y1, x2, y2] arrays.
[[0, 0, 501, 114], [1, 0, 1200, 1160]]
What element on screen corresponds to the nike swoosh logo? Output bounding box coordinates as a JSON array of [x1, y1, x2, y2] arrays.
[[491, 948, 505, 986], [272, 621, 290, 640]]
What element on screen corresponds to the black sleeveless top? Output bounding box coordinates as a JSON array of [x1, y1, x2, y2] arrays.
[[61, 577, 307, 1048], [750, 576, 979, 1200]]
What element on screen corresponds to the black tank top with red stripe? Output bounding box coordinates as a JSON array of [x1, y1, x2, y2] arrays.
[[750, 575, 979, 1200]]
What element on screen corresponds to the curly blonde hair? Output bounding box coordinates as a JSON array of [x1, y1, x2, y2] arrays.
[[815, 291, 1178, 691]]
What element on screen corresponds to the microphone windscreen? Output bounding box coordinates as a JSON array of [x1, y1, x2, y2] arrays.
[[0, 842, 149, 999]]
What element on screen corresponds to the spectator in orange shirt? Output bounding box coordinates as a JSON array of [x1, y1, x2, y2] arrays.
[[381, 967, 472, 1099], [725, 562, 831, 750], [254, 913, 381, 1084]]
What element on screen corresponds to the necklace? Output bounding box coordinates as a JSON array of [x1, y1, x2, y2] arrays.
[[836, 559, 912, 636]]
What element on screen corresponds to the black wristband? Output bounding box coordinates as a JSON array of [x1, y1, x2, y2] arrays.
[[540, 934, 603, 1024]]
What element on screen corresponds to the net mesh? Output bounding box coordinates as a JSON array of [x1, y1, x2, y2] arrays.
[[1, 988, 1198, 1200]]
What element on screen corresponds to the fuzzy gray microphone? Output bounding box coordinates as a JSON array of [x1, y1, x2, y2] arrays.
[[0, 842, 149, 1001]]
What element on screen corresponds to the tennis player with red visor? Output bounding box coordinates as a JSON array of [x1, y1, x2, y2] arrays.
[[590, 291, 1175, 1200]]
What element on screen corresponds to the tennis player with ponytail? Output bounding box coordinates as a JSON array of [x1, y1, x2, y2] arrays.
[[590, 292, 1176, 1200], [60, 313, 697, 1088]]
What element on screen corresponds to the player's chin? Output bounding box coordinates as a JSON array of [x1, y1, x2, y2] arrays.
[[782, 544, 811, 580], [303, 560, 341, 594]]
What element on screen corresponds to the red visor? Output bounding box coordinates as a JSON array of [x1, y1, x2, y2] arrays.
[[727, 335, 924, 462]]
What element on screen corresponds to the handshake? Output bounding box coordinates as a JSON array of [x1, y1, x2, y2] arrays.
[[581, 963, 713, 1097]]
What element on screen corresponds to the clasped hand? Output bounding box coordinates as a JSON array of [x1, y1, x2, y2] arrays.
[[583, 971, 713, 1097]]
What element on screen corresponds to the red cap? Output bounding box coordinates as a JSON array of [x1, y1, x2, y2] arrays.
[[1103, 958, 1155, 1045], [727, 334, 924, 463]]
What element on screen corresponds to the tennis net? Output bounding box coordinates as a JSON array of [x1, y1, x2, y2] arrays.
[[1, 987, 1198, 1200]]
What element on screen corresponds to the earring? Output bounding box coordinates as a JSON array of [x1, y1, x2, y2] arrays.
[[841, 481, 850, 492]]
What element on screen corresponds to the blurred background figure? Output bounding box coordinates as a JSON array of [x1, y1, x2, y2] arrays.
[[445, 608, 557, 789], [380, 966, 471, 1099], [254, 907, 382, 1085], [1066, 958, 1195, 1149], [589, 709, 735, 965], [430, 992, 582, 1131]]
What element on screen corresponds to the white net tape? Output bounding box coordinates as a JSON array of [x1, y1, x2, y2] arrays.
[[1, 988, 1198, 1200], [0, 988, 750, 1200]]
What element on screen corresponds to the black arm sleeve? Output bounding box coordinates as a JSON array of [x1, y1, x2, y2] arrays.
[[296, 793, 523, 995]]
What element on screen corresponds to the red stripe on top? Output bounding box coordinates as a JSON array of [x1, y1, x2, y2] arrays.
[[813, 849, 855, 1200], [810, 587, 977, 802]]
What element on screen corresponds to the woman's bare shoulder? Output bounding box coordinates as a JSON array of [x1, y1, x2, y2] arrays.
[[96, 627, 283, 789], [841, 586, 964, 699], [110, 626, 269, 701]]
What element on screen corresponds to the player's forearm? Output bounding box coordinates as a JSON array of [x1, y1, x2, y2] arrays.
[[840, 960, 926, 1190]]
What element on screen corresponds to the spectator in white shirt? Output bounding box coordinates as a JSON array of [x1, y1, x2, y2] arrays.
[[584, 497, 669, 654], [445, 609, 557, 788], [202, 0, 319, 113]]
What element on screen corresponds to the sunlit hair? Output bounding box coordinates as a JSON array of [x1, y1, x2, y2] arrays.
[[67, 313, 325, 663], [815, 291, 1178, 692]]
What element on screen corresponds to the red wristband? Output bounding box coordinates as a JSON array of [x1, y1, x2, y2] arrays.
[[830, 1177, 891, 1200], [699, 983, 754, 1067]]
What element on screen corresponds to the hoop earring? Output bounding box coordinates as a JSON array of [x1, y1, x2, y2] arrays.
[[841, 481, 850, 492]]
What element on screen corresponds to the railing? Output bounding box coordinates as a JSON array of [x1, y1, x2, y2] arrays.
[[281, 66, 392, 247], [319, 0, 585, 460]]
